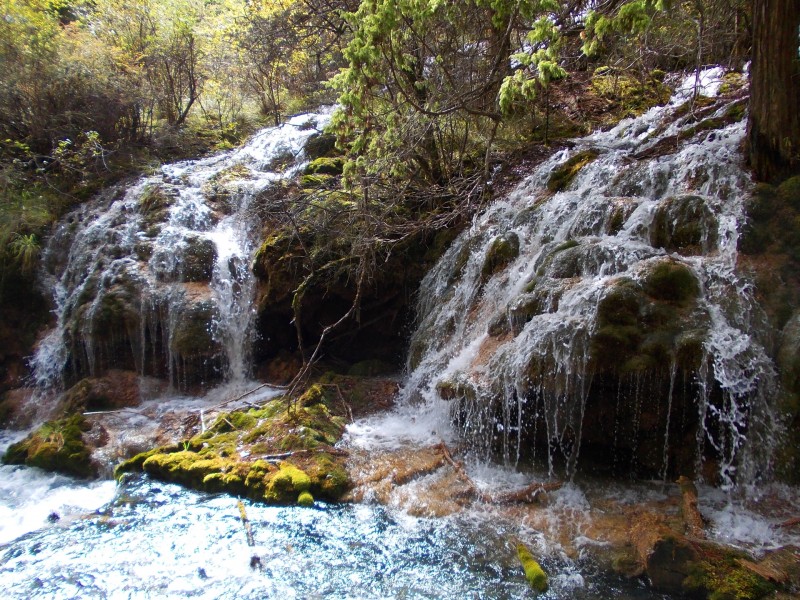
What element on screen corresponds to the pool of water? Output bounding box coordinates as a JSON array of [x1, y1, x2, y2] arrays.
[[0, 473, 676, 599]]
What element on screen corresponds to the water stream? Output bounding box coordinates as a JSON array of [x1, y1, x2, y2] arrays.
[[1, 73, 797, 598]]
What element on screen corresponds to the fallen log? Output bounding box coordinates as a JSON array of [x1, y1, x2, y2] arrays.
[[676, 475, 706, 539]]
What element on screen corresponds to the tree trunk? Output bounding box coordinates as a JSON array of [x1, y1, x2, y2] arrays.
[[747, 0, 800, 182]]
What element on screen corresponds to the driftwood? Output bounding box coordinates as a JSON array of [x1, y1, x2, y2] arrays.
[[237, 500, 255, 547], [676, 475, 707, 539], [778, 516, 800, 529], [434, 441, 562, 504]]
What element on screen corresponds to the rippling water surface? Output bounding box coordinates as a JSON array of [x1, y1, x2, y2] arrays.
[[0, 472, 681, 599]]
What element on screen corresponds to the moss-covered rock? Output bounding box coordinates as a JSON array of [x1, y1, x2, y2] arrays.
[[650, 195, 718, 255], [180, 235, 217, 282], [481, 233, 520, 281], [303, 133, 337, 160], [591, 266, 705, 374], [61, 370, 141, 413], [683, 551, 777, 600], [115, 382, 354, 504], [137, 184, 175, 227], [2, 414, 94, 477], [171, 300, 219, 357], [304, 157, 344, 176], [642, 260, 699, 306], [547, 149, 599, 193]]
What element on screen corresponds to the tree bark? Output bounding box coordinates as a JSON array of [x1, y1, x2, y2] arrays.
[[747, 0, 800, 182]]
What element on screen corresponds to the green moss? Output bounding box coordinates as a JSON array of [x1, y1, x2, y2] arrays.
[[112, 381, 352, 503], [264, 462, 311, 502], [547, 150, 599, 193], [643, 261, 699, 306], [684, 555, 776, 600], [137, 184, 173, 226], [300, 173, 334, 189], [517, 543, 548, 592], [171, 301, 218, 357], [481, 233, 520, 281], [180, 235, 216, 282], [777, 176, 800, 210], [297, 491, 315, 506], [304, 157, 344, 176], [2, 414, 94, 478], [347, 359, 395, 377]]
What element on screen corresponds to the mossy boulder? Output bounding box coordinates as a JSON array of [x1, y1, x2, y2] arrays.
[[481, 233, 520, 281], [547, 149, 599, 193], [304, 156, 344, 176], [683, 550, 777, 600], [642, 260, 699, 306], [180, 235, 217, 282], [137, 184, 175, 227], [303, 133, 337, 160], [591, 264, 705, 373], [61, 370, 141, 413], [650, 195, 718, 254], [202, 164, 253, 214], [171, 300, 219, 357], [2, 414, 94, 478], [115, 382, 353, 504]]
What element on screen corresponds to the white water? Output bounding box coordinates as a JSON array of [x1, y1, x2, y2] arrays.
[[399, 69, 778, 488], [34, 110, 333, 391], [0, 430, 117, 545]]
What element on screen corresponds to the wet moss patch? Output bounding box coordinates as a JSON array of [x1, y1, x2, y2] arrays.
[[115, 382, 354, 504], [591, 264, 705, 373], [547, 149, 599, 193], [2, 414, 94, 478]]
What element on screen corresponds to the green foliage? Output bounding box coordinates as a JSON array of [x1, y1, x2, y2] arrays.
[[684, 555, 775, 600]]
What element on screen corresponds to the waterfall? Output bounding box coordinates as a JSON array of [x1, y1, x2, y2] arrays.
[[33, 110, 333, 391], [402, 69, 779, 487]]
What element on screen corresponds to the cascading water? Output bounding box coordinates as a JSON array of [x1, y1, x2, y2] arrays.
[[32, 110, 333, 392], [402, 69, 779, 487]]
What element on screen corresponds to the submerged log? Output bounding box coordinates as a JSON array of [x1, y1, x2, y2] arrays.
[[676, 475, 706, 539]]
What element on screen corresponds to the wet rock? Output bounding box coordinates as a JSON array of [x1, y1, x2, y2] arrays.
[[0, 387, 36, 428], [202, 164, 253, 215], [2, 414, 95, 478], [481, 233, 520, 281], [180, 235, 217, 283], [302, 133, 337, 160], [137, 184, 176, 227], [170, 300, 224, 387], [115, 382, 352, 504], [650, 194, 718, 255], [547, 149, 599, 193], [61, 370, 142, 413]]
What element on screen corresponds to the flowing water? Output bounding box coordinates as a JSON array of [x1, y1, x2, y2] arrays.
[[402, 68, 780, 488], [32, 110, 334, 392], [1, 73, 797, 598]]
